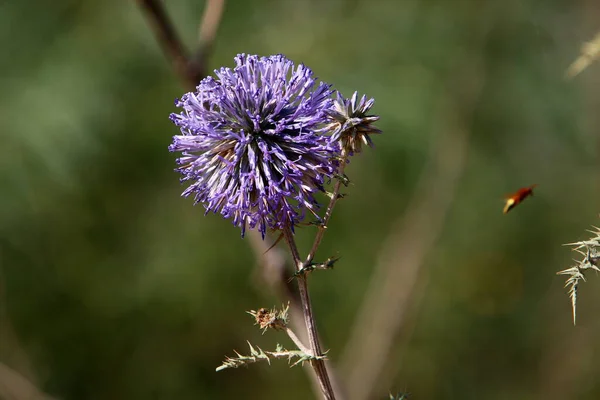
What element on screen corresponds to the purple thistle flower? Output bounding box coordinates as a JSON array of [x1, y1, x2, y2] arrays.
[[169, 54, 340, 237]]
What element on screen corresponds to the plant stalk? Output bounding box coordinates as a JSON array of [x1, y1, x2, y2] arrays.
[[305, 149, 349, 265], [282, 225, 336, 400]]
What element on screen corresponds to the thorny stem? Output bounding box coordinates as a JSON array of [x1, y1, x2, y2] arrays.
[[249, 226, 346, 399], [305, 148, 350, 265], [283, 225, 336, 400]]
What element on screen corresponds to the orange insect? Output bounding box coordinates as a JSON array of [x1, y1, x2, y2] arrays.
[[503, 184, 537, 214]]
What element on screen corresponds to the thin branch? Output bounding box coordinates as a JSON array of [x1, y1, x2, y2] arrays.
[[286, 327, 313, 355], [0, 363, 56, 400], [340, 35, 488, 400], [249, 230, 346, 399], [565, 31, 600, 79], [282, 225, 337, 400], [249, 229, 299, 305], [135, 0, 196, 87], [305, 148, 349, 265], [136, 0, 225, 88], [191, 0, 226, 75]]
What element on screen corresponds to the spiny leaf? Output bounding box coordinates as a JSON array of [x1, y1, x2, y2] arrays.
[[216, 342, 326, 371], [558, 226, 600, 325]]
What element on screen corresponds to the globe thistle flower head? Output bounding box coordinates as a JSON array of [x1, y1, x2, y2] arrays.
[[327, 91, 382, 155], [169, 54, 340, 238]]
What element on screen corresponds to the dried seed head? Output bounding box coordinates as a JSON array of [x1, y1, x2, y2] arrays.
[[326, 91, 382, 155], [248, 304, 289, 332]]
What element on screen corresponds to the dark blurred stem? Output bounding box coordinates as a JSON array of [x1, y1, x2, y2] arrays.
[[135, 0, 225, 88], [136, 0, 194, 85], [305, 148, 349, 264], [282, 225, 336, 400]]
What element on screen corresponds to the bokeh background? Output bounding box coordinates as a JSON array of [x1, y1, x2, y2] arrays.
[[2, 0, 600, 399]]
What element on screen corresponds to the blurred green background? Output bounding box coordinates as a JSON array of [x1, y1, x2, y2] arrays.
[[1, 0, 600, 399]]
